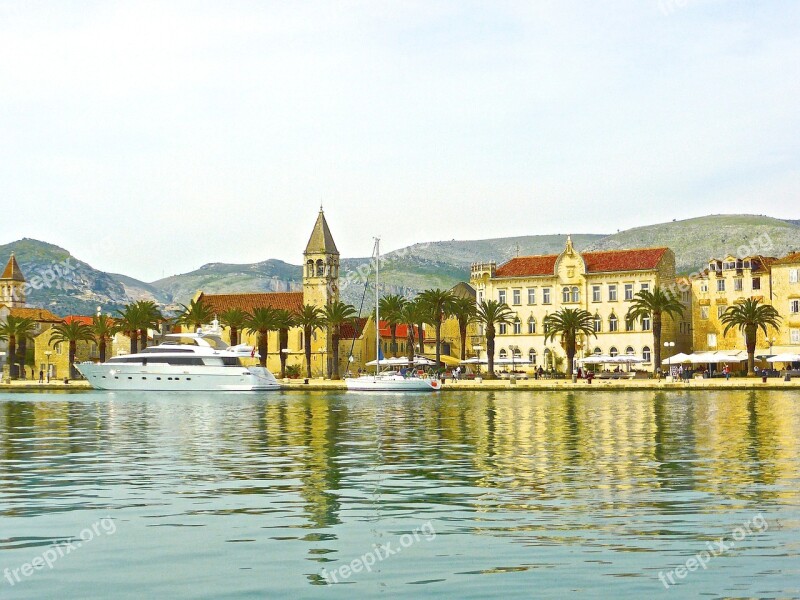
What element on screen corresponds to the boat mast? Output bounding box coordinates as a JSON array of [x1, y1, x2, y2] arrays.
[[375, 237, 380, 375]]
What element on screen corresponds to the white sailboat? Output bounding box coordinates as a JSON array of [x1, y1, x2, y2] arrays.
[[345, 238, 441, 392]]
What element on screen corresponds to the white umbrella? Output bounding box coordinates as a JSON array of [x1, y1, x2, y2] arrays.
[[365, 356, 409, 366], [662, 352, 691, 365], [412, 355, 436, 366], [460, 357, 485, 364], [579, 355, 614, 365], [767, 353, 800, 363]]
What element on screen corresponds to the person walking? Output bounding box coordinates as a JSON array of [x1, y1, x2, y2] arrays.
[[38, 369, 44, 383]]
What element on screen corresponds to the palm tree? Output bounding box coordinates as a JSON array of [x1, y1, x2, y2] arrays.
[[474, 300, 514, 379], [543, 308, 596, 376], [0, 316, 36, 379], [378, 294, 407, 357], [133, 300, 163, 349], [417, 288, 457, 367], [273, 309, 296, 378], [219, 308, 249, 346], [295, 304, 324, 378], [90, 314, 115, 363], [451, 296, 477, 361], [323, 300, 357, 380], [398, 301, 422, 364], [115, 303, 142, 354], [177, 299, 214, 332], [245, 307, 281, 368], [625, 288, 684, 370], [721, 298, 782, 376], [49, 320, 94, 379]]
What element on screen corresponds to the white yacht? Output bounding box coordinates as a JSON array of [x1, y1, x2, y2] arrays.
[[76, 322, 281, 392], [345, 238, 441, 393]]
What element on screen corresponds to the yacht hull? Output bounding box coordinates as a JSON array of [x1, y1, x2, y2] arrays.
[[75, 363, 281, 391], [345, 375, 441, 392]]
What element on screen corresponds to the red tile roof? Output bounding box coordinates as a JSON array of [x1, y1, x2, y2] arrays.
[[6, 307, 62, 322], [64, 315, 93, 326], [378, 321, 422, 340], [197, 292, 304, 314], [495, 247, 669, 277], [339, 319, 425, 340], [340, 317, 368, 339], [773, 252, 800, 265]]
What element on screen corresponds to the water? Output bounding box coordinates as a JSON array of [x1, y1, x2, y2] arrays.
[[0, 389, 798, 599]]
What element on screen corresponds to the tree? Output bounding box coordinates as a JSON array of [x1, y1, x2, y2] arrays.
[[219, 308, 249, 346], [273, 309, 296, 379], [295, 304, 324, 378], [49, 320, 94, 379], [90, 314, 115, 363], [0, 316, 36, 379], [133, 300, 163, 349], [625, 288, 684, 370], [245, 307, 281, 368], [322, 300, 357, 380], [474, 300, 514, 380], [115, 304, 142, 354], [378, 294, 407, 357], [417, 288, 457, 367], [543, 308, 596, 376], [451, 296, 477, 361], [720, 298, 782, 376], [177, 299, 214, 332], [398, 301, 422, 364]]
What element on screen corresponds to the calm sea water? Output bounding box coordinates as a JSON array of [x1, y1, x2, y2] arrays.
[[0, 389, 798, 599]]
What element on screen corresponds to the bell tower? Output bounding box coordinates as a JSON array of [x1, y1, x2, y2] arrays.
[[303, 208, 339, 308], [0, 253, 26, 308]]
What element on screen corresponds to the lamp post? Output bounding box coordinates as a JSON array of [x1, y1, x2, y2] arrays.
[[44, 350, 52, 383], [509, 345, 518, 373], [663, 341, 675, 359]]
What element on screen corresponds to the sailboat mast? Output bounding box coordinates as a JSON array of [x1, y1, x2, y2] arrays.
[[375, 237, 380, 375]]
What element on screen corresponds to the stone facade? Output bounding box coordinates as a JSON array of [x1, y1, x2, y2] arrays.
[[769, 252, 800, 353]]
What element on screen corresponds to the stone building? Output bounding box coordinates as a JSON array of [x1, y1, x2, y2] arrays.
[[769, 252, 800, 354]]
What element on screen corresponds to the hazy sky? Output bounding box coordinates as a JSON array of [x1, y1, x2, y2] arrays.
[[1, 0, 798, 281]]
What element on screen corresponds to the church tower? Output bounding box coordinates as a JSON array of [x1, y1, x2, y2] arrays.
[[303, 209, 339, 308], [0, 253, 26, 308]]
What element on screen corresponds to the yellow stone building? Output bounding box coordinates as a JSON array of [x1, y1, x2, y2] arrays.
[[470, 237, 686, 373], [690, 255, 777, 354], [769, 251, 800, 354]]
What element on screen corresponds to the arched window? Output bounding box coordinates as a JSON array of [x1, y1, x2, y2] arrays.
[[513, 347, 522, 359], [513, 318, 521, 334], [609, 346, 618, 357], [642, 314, 651, 331], [571, 286, 580, 302], [593, 347, 601, 356], [643, 346, 652, 362], [543, 348, 552, 367], [625, 346, 634, 356], [316, 259, 324, 277], [306, 260, 314, 277], [499, 349, 508, 359], [593, 315, 602, 332], [562, 287, 571, 303], [529, 349, 537, 364], [625, 317, 635, 332], [608, 314, 618, 332], [527, 317, 536, 334]]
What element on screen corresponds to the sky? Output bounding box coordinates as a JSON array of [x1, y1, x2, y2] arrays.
[[1, 0, 798, 282]]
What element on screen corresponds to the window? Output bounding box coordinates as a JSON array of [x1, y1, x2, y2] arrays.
[[624, 284, 634, 301], [593, 347, 602, 356], [529, 349, 537, 364], [608, 285, 617, 301], [571, 287, 580, 303], [513, 318, 522, 334], [593, 315, 602, 332], [478, 290, 484, 303], [642, 346, 651, 362], [562, 287, 571, 303], [707, 333, 717, 348], [608, 314, 618, 332], [790, 269, 798, 283], [700, 281, 708, 292], [512, 289, 521, 305], [640, 283, 650, 292], [717, 279, 725, 292], [543, 288, 551, 304], [527, 288, 536, 304], [718, 306, 727, 319], [512, 348, 522, 360], [498, 290, 506, 304], [642, 314, 651, 331], [752, 277, 761, 291], [527, 317, 536, 334], [700, 307, 709, 320], [543, 320, 550, 334], [790, 300, 800, 314], [499, 349, 507, 359], [55, 343, 62, 355], [625, 317, 634, 332], [723, 261, 736, 270], [592, 285, 601, 302], [609, 346, 619, 357], [625, 346, 634, 356], [499, 323, 507, 335], [299, 332, 304, 350], [791, 329, 800, 344], [734, 278, 743, 291]]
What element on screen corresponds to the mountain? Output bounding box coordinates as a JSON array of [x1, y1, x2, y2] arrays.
[[3, 214, 800, 316], [586, 215, 800, 274]]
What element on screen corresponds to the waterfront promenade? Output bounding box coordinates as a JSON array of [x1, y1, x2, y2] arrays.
[[2, 377, 798, 392]]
